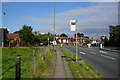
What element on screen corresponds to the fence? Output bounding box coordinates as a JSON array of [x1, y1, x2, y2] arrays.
[[0, 47, 46, 79], [4, 43, 49, 47]]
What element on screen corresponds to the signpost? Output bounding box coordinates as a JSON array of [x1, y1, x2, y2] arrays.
[[70, 20, 78, 62], [101, 35, 106, 49], [48, 38, 49, 46]]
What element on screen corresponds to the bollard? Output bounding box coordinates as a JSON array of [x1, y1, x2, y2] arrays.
[[100, 44, 102, 49], [41, 48, 43, 61], [33, 51, 36, 75], [16, 57, 21, 80]]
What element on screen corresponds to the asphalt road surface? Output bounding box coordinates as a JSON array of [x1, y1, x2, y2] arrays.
[[61, 45, 119, 78]]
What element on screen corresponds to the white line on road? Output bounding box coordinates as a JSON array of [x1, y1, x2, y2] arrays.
[[80, 52, 86, 55], [91, 52, 96, 54], [100, 51, 107, 54], [101, 54, 115, 60]]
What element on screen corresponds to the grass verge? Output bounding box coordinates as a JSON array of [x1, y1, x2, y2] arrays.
[[54, 52, 57, 74], [35, 47, 56, 78], [2, 47, 56, 78], [61, 50, 104, 78]]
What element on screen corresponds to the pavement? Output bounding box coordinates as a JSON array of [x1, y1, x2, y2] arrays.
[[62, 45, 119, 78], [54, 47, 72, 78], [54, 50, 66, 78]]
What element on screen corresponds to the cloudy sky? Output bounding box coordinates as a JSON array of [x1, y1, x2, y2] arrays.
[[1, 1, 118, 39]]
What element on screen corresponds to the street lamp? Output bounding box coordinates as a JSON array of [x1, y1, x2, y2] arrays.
[[53, 0, 56, 50]]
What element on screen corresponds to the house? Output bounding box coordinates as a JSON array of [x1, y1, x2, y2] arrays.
[[78, 37, 87, 44], [5, 33, 21, 46], [58, 37, 68, 44], [88, 38, 101, 44], [71, 37, 87, 44]]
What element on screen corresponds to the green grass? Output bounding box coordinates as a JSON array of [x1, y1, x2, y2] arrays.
[[54, 52, 57, 73], [61, 50, 82, 61], [1, 47, 56, 78], [0, 48, 2, 80], [36, 48, 56, 78], [61, 50, 104, 79]]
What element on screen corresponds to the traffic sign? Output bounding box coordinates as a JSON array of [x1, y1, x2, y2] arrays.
[[102, 35, 105, 40]]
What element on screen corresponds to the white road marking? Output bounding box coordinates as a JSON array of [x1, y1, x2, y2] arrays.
[[91, 52, 96, 54], [80, 52, 86, 55], [101, 54, 115, 60], [100, 51, 107, 54]]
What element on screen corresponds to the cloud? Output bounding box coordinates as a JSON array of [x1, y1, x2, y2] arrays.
[[2, 0, 119, 2], [14, 2, 118, 38]]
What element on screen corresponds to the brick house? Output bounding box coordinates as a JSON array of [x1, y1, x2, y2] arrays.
[[71, 37, 87, 44], [5, 33, 21, 46]]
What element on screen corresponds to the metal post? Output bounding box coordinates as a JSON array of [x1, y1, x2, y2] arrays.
[[33, 51, 36, 75], [103, 39, 104, 49], [16, 57, 21, 80], [48, 39, 49, 46], [53, 0, 56, 50], [76, 30, 78, 62]]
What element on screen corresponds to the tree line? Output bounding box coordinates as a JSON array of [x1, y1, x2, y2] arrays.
[[106, 25, 120, 47], [14, 25, 120, 47], [14, 25, 54, 44]]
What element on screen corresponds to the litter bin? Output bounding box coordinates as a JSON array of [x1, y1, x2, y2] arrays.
[[87, 43, 91, 48], [61, 44, 63, 48]]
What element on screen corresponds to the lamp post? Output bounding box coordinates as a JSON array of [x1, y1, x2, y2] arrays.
[[53, 0, 56, 50]]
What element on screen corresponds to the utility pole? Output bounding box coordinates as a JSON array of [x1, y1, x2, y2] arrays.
[[53, 0, 56, 50]]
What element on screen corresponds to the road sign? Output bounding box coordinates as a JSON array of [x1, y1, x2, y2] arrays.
[[48, 38, 49, 41], [102, 35, 105, 40], [70, 20, 77, 31], [55, 36, 58, 39]]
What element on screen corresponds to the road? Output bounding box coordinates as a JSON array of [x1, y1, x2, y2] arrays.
[[61, 45, 119, 78]]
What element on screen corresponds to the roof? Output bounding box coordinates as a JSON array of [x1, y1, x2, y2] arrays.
[[6, 34, 19, 39], [89, 39, 95, 41], [71, 37, 87, 40], [71, 37, 79, 40], [78, 37, 87, 40], [89, 38, 101, 42], [59, 37, 68, 39]]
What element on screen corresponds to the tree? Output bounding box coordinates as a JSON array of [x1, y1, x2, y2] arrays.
[[14, 31, 21, 34], [84, 36, 89, 39], [74, 33, 84, 37], [85, 40, 90, 44], [19, 25, 36, 44], [108, 25, 120, 46], [60, 33, 68, 37], [48, 32, 51, 35]]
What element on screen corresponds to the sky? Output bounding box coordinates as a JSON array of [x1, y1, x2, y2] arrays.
[[1, 1, 119, 39]]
